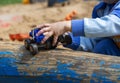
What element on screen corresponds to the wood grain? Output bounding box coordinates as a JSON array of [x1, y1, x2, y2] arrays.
[[0, 41, 120, 83]]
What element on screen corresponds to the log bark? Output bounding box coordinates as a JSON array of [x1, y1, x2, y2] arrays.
[[0, 41, 120, 83]]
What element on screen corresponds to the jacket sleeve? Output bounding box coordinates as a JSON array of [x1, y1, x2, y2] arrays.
[[84, 14, 120, 37], [71, 2, 120, 38]]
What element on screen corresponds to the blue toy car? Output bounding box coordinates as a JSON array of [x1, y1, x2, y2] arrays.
[[24, 28, 72, 55]]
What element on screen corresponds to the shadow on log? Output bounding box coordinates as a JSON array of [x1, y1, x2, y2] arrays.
[[0, 41, 120, 83]]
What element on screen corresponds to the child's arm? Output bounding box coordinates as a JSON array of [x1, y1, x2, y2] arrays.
[[71, 1, 120, 38]]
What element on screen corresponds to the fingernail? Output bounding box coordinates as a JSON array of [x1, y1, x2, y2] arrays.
[[36, 34, 38, 36]]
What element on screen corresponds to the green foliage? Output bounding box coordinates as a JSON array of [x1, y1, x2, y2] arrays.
[[0, 0, 22, 6]]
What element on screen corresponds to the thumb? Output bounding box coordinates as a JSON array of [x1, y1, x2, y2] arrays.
[[52, 36, 58, 46]]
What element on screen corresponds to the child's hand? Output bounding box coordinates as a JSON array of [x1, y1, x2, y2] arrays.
[[36, 21, 71, 46]]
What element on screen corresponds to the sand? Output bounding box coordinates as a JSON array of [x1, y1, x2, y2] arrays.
[[0, 0, 98, 42]]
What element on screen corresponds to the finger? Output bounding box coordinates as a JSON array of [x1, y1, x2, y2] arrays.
[[41, 36, 50, 44], [43, 31, 53, 37], [37, 24, 50, 29], [40, 31, 53, 44], [52, 36, 58, 46], [36, 27, 50, 36], [36, 24, 45, 29], [43, 32, 49, 36]]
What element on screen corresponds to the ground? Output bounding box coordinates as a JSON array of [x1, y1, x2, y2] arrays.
[[0, 0, 98, 43], [1, 1, 120, 82]]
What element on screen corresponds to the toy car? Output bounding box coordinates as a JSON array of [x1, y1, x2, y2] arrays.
[[24, 28, 72, 55]]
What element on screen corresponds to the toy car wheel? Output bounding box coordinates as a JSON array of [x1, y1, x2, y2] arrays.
[[45, 41, 50, 49], [46, 41, 57, 49], [52, 45, 57, 49], [24, 39, 31, 50], [29, 44, 38, 55]]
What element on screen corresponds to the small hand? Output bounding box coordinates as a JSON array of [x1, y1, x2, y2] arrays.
[[36, 21, 71, 46]]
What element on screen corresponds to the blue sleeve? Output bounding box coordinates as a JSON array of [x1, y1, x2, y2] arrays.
[[63, 19, 84, 50], [71, 19, 85, 36]]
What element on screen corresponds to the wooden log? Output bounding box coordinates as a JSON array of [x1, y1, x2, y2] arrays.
[[0, 41, 120, 83]]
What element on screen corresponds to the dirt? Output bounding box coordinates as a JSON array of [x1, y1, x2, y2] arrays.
[[0, 0, 98, 42]]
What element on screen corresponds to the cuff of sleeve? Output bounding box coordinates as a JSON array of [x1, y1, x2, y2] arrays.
[[71, 19, 85, 36]]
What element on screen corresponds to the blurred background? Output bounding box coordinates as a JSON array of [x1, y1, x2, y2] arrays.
[[0, 0, 99, 42]]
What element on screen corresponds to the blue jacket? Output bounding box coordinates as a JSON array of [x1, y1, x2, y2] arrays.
[[66, 1, 120, 51]]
